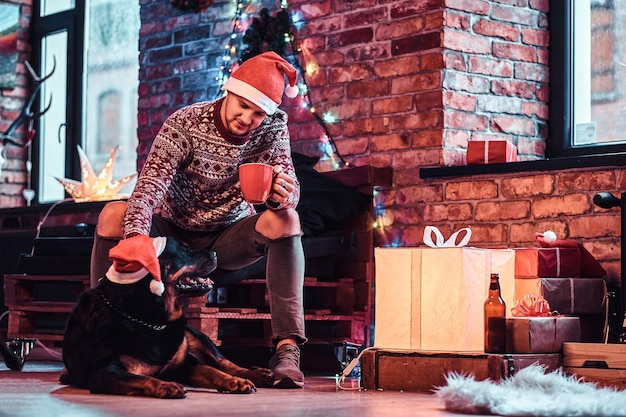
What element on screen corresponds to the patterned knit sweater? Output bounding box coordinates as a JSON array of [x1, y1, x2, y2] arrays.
[[123, 97, 299, 237]]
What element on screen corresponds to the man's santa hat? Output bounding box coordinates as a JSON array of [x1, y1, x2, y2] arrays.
[[106, 235, 167, 296], [223, 51, 299, 115]]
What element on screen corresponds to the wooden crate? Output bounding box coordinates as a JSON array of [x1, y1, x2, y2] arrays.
[[4, 274, 90, 341], [360, 348, 562, 392], [563, 342, 626, 389]]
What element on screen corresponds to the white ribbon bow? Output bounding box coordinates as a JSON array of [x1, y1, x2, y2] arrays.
[[423, 226, 472, 248]]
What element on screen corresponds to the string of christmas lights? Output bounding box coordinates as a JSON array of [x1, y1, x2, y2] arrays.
[[216, 0, 350, 170]]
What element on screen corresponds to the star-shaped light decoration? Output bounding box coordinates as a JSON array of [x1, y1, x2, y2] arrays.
[[56, 145, 137, 202]]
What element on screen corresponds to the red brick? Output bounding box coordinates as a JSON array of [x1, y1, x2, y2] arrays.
[[557, 171, 616, 192], [464, 224, 508, 244], [473, 19, 519, 41], [443, 29, 491, 54], [445, 71, 490, 93], [343, 116, 389, 136], [396, 183, 443, 204], [390, 109, 442, 130], [516, 137, 546, 157], [444, 129, 470, 147], [374, 55, 421, 78], [569, 215, 621, 239], [529, 0, 550, 12], [345, 43, 390, 62], [372, 96, 414, 115], [469, 56, 513, 77], [173, 57, 206, 74], [444, 110, 488, 130], [444, 91, 476, 111], [328, 28, 374, 48], [376, 17, 424, 41], [491, 115, 536, 136], [423, 203, 473, 221], [445, 180, 498, 200], [492, 42, 538, 62], [346, 80, 389, 98], [475, 201, 531, 221], [491, 4, 540, 26], [444, 10, 471, 30], [346, 7, 389, 28], [391, 72, 441, 94], [521, 27, 549, 47], [336, 137, 369, 156], [421, 53, 445, 70], [298, 16, 342, 37], [446, 0, 490, 15], [392, 148, 441, 168], [294, 0, 333, 19], [532, 194, 591, 218], [412, 129, 443, 147], [522, 101, 548, 120], [390, 0, 444, 19], [328, 63, 374, 83], [391, 32, 441, 56], [501, 174, 554, 198], [442, 148, 465, 166], [371, 133, 412, 152], [444, 52, 467, 71]]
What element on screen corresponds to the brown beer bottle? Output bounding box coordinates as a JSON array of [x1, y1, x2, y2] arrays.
[[484, 273, 506, 353]]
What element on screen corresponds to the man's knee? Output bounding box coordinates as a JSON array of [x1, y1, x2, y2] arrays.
[[96, 201, 127, 238], [256, 208, 301, 239]]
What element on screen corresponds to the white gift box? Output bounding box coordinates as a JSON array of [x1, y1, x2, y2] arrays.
[[374, 247, 516, 351]]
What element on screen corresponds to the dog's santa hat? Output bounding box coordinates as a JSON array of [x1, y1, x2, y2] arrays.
[[222, 51, 299, 115], [106, 235, 167, 296]]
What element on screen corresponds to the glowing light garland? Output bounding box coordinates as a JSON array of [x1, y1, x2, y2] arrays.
[[217, 0, 350, 171]]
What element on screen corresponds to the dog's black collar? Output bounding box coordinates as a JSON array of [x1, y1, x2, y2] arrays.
[[98, 290, 169, 331]]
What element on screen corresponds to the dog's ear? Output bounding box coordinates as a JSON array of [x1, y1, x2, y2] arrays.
[[109, 235, 167, 295]]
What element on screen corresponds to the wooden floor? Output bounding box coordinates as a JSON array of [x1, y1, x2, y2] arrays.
[[0, 347, 489, 417]]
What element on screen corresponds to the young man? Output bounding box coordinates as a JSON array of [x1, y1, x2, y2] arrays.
[[91, 52, 306, 388]]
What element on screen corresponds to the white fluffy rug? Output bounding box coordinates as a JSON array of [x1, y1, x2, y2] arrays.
[[434, 365, 626, 416]]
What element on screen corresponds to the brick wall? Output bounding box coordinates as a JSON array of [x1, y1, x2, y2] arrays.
[[0, 0, 32, 208], [136, 0, 622, 284]]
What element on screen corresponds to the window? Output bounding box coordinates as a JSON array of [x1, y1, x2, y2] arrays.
[[31, 0, 139, 203], [550, 0, 626, 158]]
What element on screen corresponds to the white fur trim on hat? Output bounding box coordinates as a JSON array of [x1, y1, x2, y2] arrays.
[[223, 76, 279, 115]]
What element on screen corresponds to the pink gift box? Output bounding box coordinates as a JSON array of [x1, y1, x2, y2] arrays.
[[506, 316, 581, 353]]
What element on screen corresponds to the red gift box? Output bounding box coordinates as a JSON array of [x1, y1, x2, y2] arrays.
[[515, 247, 581, 278], [506, 316, 581, 353], [467, 140, 517, 164]]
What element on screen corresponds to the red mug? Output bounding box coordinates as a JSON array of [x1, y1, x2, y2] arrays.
[[238, 163, 274, 204]]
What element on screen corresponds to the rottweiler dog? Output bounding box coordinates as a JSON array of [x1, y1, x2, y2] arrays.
[[60, 236, 273, 398]]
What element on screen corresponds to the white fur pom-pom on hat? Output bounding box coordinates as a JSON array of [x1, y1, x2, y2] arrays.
[[534, 230, 557, 246], [542, 230, 557, 243], [222, 51, 299, 115]]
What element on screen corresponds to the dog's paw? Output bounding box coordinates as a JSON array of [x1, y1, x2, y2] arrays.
[[217, 376, 257, 394], [154, 381, 187, 399], [241, 366, 274, 388]]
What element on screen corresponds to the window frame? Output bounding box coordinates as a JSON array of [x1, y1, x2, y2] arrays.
[[30, 1, 86, 200], [548, 1, 626, 158]]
